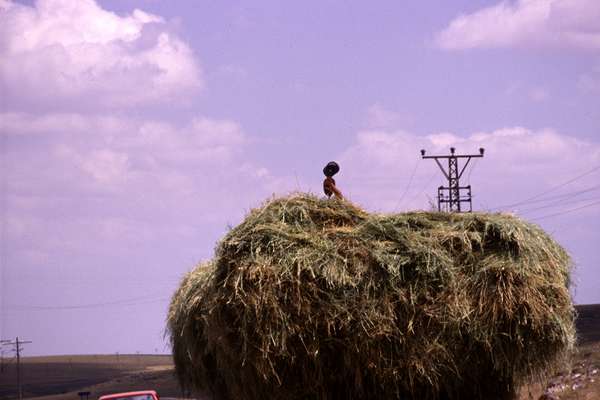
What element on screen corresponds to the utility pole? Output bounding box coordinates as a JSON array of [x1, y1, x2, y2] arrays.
[[4, 337, 32, 400], [0, 339, 11, 373], [78, 391, 91, 400], [420, 147, 484, 212]]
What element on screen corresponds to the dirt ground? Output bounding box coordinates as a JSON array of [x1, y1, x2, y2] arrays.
[[518, 341, 600, 400], [1, 304, 598, 400], [1, 346, 598, 400]]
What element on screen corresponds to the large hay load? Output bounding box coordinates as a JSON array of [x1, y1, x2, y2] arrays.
[[168, 194, 575, 400]]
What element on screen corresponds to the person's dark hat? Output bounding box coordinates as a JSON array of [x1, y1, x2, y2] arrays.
[[323, 161, 340, 177]]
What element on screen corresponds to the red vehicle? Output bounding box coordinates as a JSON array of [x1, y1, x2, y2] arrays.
[[98, 390, 159, 400]]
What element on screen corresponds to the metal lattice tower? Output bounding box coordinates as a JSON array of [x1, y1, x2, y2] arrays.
[[420, 147, 484, 212]]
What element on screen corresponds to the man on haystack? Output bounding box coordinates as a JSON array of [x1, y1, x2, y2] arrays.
[[323, 161, 343, 200]]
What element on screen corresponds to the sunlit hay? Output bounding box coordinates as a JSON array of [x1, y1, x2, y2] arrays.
[[167, 194, 575, 400]]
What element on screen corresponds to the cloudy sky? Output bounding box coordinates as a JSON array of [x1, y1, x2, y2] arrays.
[[1, 0, 599, 356]]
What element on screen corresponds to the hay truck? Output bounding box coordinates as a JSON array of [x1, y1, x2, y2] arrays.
[[168, 194, 575, 400]]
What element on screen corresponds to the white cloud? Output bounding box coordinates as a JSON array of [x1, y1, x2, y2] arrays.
[[1, 111, 289, 265], [2, 112, 252, 186], [0, 112, 126, 135], [188, 117, 245, 149], [528, 87, 550, 102], [504, 83, 551, 102], [436, 0, 600, 51], [366, 103, 402, 128], [366, 103, 412, 128], [339, 126, 600, 215], [80, 149, 131, 185], [0, 0, 202, 108]]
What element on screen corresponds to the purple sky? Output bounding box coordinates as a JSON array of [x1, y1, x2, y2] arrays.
[[1, 0, 599, 356]]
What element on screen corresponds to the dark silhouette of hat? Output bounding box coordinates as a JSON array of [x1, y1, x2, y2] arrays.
[[323, 161, 340, 177]]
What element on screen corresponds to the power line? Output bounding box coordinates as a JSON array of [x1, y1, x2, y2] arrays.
[[5, 294, 169, 312], [530, 199, 600, 221], [394, 158, 420, 211], [519, 195, 600, 216], [492, 164, 600, 211], [513, 184, 600, 208], [466, 158, 479, 185], [407, 170, 438, 208]]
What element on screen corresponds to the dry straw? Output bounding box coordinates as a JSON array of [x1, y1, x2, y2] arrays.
[[168, 194, 575, 400]]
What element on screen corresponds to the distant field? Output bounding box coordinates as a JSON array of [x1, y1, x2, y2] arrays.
[[1, 305, 598, 399], [575, 303, 600, 343], [0, 355, 184, 400], [22, 354, 171, 366]]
